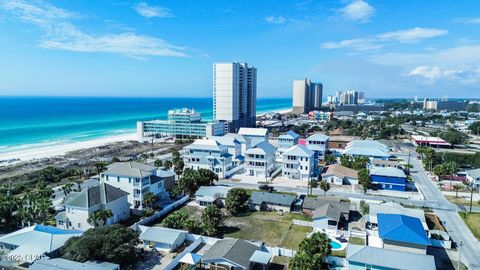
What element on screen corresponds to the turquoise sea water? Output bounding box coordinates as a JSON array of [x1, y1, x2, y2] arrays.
[[0, 97, 291, 152]]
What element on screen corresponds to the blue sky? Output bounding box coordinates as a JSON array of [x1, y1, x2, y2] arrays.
[[0, 0, 479, 98]]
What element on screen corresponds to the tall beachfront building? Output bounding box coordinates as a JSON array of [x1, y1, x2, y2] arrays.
[[213, 62, 257, 133], [292, 78, 323, 114]]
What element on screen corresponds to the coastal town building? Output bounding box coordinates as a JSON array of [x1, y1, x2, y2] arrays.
[[281, 144, 315, 181], [367, 202, 428, 231], [276, 130, 300, 156], [410, 135, 451, 148], [465, 168, 480, 190], [209, 135, 244, 166], [100, 161, 172, 210], [292, 78, 323, 114], [343, 140, 390, 160], [346, 245, 436, 270], [321, 164, 358, 185], [312, 200, 350, 232], [183, 138, 237, 179], [137, 108, 225, 139], [0, 225, 82, 264], [305, 132, 329, 161], [195, 185, 232, 207], [370, 167, 407, 191], [202, 239, 270, 270], [55, 183, 130, 231], [249, 191, 296, 212], [30, 259, 120, 270], [213, 62, 257, 133], [238, 127, 269, 148], [244, 141, 277, 178], [138, 225, 187, 252]]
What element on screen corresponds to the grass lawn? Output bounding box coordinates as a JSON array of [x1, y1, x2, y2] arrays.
[[348, 237, 365, 245], [446, 195, 480, 207], [459, 212, 480, 240], [223, 211, 312, 249]]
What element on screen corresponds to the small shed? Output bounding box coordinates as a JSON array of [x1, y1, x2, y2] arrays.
[[139, 226, 187, 252]]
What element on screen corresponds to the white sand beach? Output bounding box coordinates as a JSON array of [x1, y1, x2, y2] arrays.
[[0, 133, 137, 163]]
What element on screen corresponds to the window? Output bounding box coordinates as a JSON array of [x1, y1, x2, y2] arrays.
[[129, 178, 132, 183], [78, 223, 81, 228], [117, 176, 120, 182], [58, 221, 64, 226]]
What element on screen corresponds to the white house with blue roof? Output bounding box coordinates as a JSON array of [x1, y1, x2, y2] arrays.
[[276, 130, 300, 157], [210, 135, 244, 166], [377, 213, 431, 254], [183, 138, 237, 179], [238, 127, 269, 148], [282, 144, 316, 181], [305, 132, 329, 161]]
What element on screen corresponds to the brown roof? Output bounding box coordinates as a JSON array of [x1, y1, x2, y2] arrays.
[[322, 164, 358, 179]]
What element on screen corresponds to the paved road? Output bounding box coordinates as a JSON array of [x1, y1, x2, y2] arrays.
[[398, 152, 480, 269]]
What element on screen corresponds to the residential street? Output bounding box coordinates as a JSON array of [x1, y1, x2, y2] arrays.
[[399, 152, 480, 270]]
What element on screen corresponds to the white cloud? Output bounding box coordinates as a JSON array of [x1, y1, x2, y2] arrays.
[[134, 2, 172, 19], [264, 15, 287, 24], [1, 0, 188, 58], [372, 45, 480, 84], [321, 27, 448, 51], [453, 17, 480, 25], [340, 0, 374, 22]]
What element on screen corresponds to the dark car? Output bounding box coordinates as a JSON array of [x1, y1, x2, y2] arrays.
[[259, 184, 274, 192]]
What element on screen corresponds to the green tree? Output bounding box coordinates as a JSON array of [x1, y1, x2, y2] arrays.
[[469, 121, 480, 135], [201, 205, 224, 236], [94, 162, 108, 175], [433, 164, 446, 179], [162, 211, 190, 229], [111, 157, 120, 163], [453, 184, 463, 197], [440, 130, 468, 145], [87, 209, 113, 228], [444, 161, 459, 191], [197, 168, 219, 186], [358, 168, 371, 194], [324, 154, 336, 165], [340, 155, 352, 168], [154, 159, 163, 167], [290, 232, 331, 270], [174, 159, 185, 179], [319, 181, 331, 197], [163, 160, 173, 170], [62, 224, 139, 265], [352, 156, 370, 170], [172, 148, 181, 164], [142, 192, 157, 209], [225, 188, 249, 216]]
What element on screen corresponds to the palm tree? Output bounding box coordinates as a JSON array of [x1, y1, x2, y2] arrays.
[[62, 182, 74, 197], [444, 162, 459, 191], [142, 192, 157, 209], [88, 209, 113, 227], [319, 181, 331, 197]]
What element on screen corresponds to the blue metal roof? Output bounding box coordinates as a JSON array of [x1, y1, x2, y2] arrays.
[[378, 214, 431, 246]]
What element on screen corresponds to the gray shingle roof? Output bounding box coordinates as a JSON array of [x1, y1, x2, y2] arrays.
[[64, 183, 128, 209], [202, 239, 260, 269], [347, 245, 436, 270], [312, 201, 350, 221], [138, 226, 186, 245], [370, 167, 406, 178], [104, 161, 157, 178], [30, 258, 120, 270], [250, 192, 296, 207], [466, 168, 480, 180], [303, 197, 344, 210]]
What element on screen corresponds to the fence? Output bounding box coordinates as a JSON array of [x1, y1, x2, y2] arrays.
[[265, 246, 296, 258], [292, 219, 314, 227], [162, 236, 204, 270], [130, 195, 190, 231]]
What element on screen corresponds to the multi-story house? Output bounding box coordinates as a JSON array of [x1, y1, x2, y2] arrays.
[[238, 127, 269, 148], [282, 145, 315, 181], [183, 138, 236, 178], [210, 135, 244, 166], [55, 183, 130, 231], [100, 161, 170, 210], [244, 141, 277, 179], [306, 133, 329, 161], [276, 130, 300, 157]]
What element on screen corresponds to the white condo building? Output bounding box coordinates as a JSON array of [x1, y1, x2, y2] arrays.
[[100, 162, 173, 210], [213, 62, 257, 133], [244, 141, 277, 178], [282, 145, 315, 181]]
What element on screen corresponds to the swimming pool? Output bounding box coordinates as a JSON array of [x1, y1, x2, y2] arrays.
[[329, 239, 343, 250]]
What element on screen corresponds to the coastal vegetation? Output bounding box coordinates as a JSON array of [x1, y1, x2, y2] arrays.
[[289, 232, 331, 270]]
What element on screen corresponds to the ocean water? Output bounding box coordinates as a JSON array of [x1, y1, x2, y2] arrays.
[[0, 97, 291, 152]]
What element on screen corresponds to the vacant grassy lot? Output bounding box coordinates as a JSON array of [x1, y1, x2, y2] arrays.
[[459, 212, 480, 240], [446, 195, 480, 207], [348, 237, 365, 245], [224, 211, 312, 249]]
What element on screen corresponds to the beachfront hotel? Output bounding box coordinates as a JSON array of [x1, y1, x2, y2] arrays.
[[292, 78, 323, 114], [213, 62, 257, 133], [137, 108, 225, 139]]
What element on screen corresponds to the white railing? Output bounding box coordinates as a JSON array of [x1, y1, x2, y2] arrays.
[[292, 219, 314, 227]]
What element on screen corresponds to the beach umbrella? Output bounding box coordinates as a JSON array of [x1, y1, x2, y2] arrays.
[[179, 252, 202, 265]]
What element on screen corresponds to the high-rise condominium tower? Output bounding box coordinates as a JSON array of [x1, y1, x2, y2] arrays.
[[213, 62, 257, 133], [292, 78, 323, 114]]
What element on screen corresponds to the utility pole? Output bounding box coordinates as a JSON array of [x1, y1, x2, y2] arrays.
[[469, 182, 474, 213], [457, 241, 463, 270]]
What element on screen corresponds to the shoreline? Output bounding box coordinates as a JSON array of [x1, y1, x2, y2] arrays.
[[0, 107, 292, 164]]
